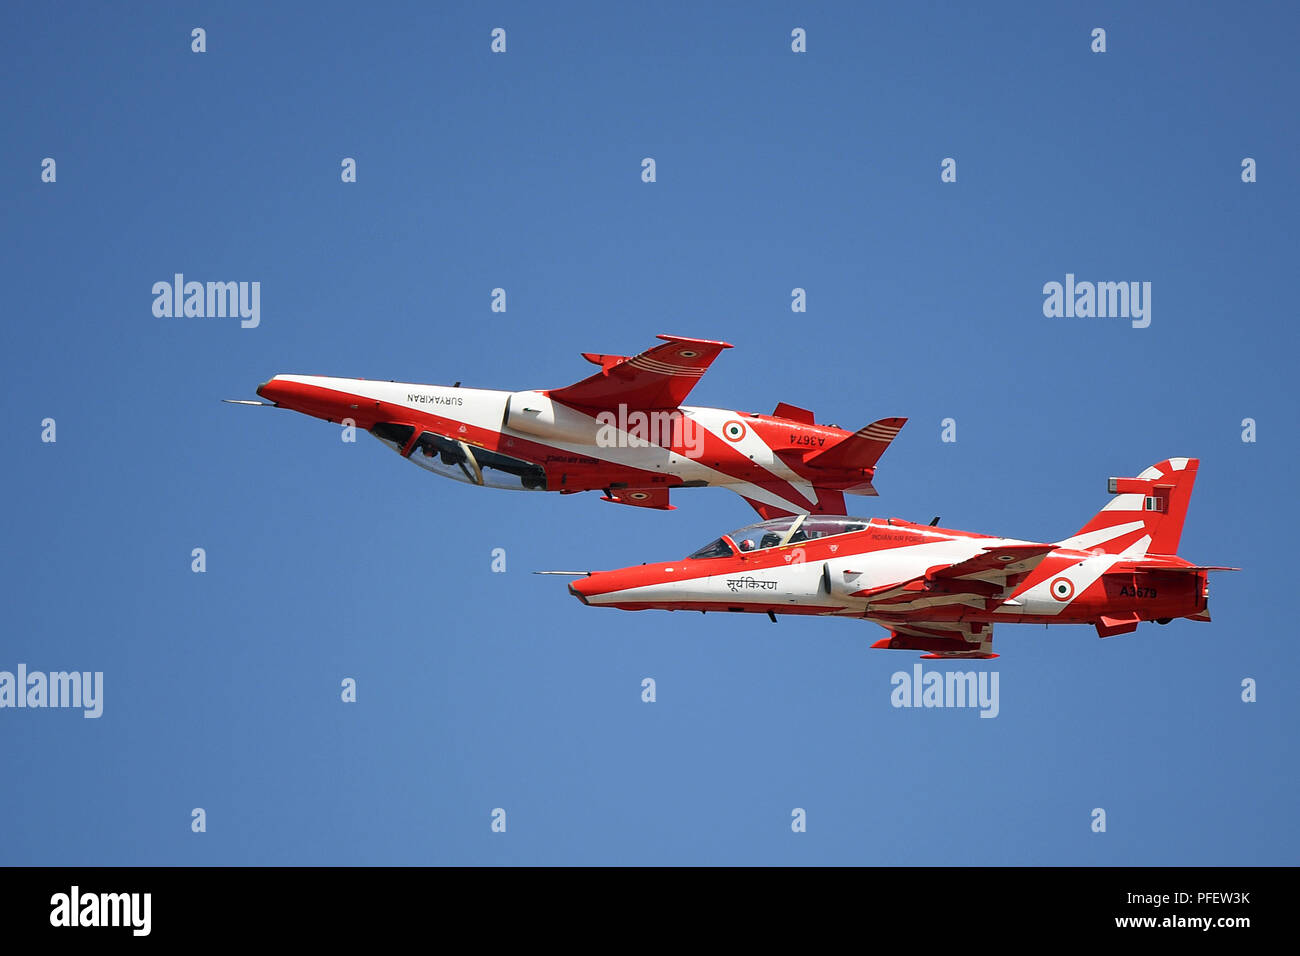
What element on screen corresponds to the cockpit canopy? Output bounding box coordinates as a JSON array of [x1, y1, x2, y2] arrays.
[[369, 423, 547, 491], [687, 514, 871, 559]]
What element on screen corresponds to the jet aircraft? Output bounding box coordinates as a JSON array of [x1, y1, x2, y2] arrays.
[[233, 335, 905, 517], [557, 458, 1236, 658]]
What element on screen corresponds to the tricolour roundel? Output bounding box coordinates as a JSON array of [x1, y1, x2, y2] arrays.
[[1050, 577, 1075, 602], [628, 491, 650, 501], [678, 349, 699, 358], [722, 420, 747, 442]]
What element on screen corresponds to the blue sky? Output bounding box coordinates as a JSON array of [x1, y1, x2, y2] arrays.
[[2, 1, 1296, 865]]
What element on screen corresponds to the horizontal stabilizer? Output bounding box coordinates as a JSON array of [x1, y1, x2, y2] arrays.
[[805, 418, 906, 471], [580, 352, 630, 371]]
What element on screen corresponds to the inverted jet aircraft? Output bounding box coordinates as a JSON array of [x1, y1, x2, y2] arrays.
[[235, 335, 905, 517], [558, 458, 1236, 657]]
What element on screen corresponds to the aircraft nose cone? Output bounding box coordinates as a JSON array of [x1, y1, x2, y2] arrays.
[[568, 580, 592, 605], [256, 377, 283, 402]]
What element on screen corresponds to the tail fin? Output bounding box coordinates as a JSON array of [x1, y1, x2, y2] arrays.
[[1059, 458, 1199, 556], [804, 417, 906, 471]]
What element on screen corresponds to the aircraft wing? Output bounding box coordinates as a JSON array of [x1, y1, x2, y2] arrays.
[[869, 620, 998, 659], [849, 542, 1054, 612], [600, 487, 675, 510], [929, 543, 1055, 582], [548, 335, 733, 410]]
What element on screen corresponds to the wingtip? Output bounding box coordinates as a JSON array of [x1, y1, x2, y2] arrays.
[[655, 334, 734, 349]]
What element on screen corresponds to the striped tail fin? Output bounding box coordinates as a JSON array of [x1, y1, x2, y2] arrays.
[[1058, 458, 1199, 556]]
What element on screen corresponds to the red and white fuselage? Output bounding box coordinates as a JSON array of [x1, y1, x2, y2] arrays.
[[249, 335, 905, 518], [564, 458, 1235, 658]]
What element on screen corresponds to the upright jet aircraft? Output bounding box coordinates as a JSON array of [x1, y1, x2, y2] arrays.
[[557, 458, 1236, 657], [233, 334, 905, 517]]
